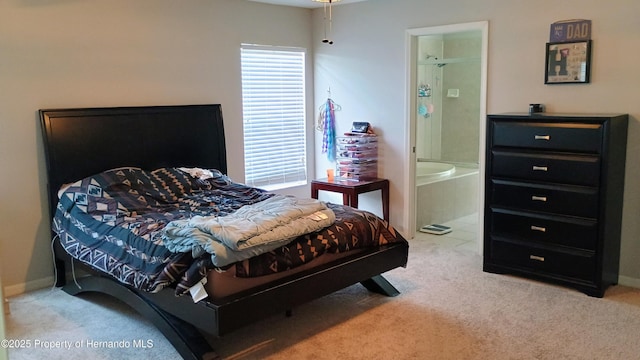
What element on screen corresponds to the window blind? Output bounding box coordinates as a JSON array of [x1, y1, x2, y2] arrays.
[[241, 45, 307, 190]]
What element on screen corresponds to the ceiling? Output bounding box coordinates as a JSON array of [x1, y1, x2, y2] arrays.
[[248, 0, 369, 8]]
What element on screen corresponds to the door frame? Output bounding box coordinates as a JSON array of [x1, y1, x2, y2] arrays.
[[403, 21, 488, 254]]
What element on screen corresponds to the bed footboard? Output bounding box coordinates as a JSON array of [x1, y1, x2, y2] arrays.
[[58, 237, 407, 358], [63, 276, 220, 360]]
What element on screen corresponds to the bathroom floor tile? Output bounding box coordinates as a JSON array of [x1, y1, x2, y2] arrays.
[[415, 213, 480, 252]]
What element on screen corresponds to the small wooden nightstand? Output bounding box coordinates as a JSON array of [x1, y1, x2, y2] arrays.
[[311, 178, 389, 221]]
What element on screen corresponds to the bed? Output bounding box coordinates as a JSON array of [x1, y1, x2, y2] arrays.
[[39, 104, 409, 360]]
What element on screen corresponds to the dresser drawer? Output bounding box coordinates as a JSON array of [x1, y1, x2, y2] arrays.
[[492, 121, 602, 153], [491, 150, 600, 186], [490, 180, 598, 218], [490, 239, 596, 281], [490, 209, 597, 250]]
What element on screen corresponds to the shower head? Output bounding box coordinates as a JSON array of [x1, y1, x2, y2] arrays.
[[437, 63, 447, 68]]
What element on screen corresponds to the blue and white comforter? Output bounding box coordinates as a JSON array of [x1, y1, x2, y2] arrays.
[[163, 194, 335, 267]]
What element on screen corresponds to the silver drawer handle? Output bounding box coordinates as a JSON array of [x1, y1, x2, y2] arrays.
[[530, 225, 546, 232], [532, 166, 548, 171], [531, 195, 547, 202], [534, 135, 550, 140], [530, 255, 545, 262]]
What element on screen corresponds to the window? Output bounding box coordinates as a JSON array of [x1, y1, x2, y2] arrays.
[[241, 45, 307, 190]]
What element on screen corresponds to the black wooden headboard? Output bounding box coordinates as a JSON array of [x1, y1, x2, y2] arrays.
[[39, 104, 228, 217]]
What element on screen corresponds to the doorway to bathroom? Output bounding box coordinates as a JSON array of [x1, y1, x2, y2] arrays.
[[405, 21, 488, 253]]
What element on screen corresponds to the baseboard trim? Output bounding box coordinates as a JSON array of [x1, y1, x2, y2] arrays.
[[618, 275, 640, 289], [4, 276, 54, 297]]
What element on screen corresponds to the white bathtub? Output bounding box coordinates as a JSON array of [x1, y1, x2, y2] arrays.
[[415, 162, 479, 230], [416, 161, 455, 184]]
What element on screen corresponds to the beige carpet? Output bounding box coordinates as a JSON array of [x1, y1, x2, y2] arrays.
[[6, 238, 640, 359]]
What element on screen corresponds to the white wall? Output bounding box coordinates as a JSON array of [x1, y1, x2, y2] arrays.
[[0, 247, 7, 360], [0, 0, 314, 295], [313, 0, 640, 284]]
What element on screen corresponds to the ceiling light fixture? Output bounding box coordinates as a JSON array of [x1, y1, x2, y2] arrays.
[[313, 0, 341, 44]]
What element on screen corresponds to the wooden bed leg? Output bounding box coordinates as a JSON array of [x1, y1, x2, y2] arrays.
[[360, 275, 400, 297], [54, 258, 67, 287]]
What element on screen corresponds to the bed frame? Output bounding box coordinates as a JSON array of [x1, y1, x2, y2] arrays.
[[39, 104, 409, 360]]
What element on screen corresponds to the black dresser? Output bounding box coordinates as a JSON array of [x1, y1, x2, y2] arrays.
[[483, 113, 628, 297]]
